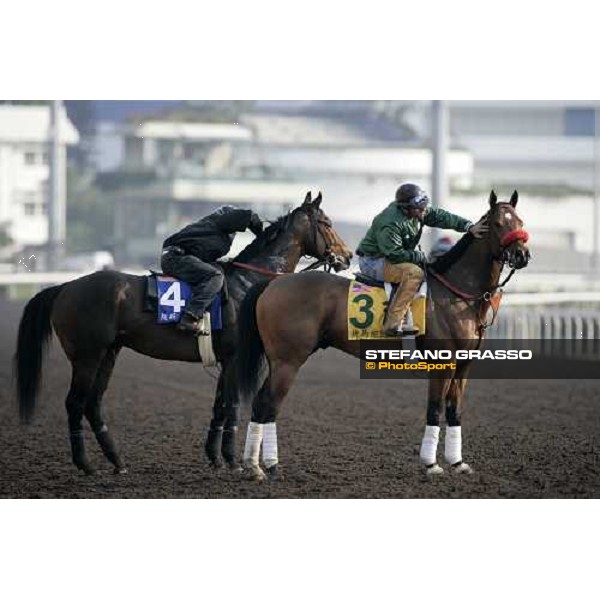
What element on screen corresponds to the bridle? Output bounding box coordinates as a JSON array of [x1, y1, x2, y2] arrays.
[[300, 206, 341, 272], [428, 207, 530, 335], [497, 229, 530, 267], [232, 205, 345, 278]]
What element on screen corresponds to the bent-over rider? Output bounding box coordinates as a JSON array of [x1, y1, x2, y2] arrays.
[[356, 182, 488, 336], [161, 205, 264, 335]]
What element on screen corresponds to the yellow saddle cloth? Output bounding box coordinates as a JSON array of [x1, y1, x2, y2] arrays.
[[347, 279, 427, 340]]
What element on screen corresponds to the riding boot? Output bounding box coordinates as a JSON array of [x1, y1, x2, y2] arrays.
[[382, 262, 424, 336], [176, 311, 201, 334]]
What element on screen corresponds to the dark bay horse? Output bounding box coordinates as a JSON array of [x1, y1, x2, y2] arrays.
[[14, 192, 353, 475], [232, 191, 530, 480]]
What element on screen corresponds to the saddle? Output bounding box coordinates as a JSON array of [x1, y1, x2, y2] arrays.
[[348, 272, 427, 339]]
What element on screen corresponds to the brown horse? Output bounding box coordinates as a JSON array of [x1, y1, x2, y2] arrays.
[[232, 191, 531, 480], [14, 192, 353, 475]]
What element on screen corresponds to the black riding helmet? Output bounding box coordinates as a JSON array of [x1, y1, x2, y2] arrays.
[[395, 183, 429, 209]]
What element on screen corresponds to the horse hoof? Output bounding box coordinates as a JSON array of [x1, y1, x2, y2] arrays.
[[113, 466, 128, 475], [266, 465, 284, 481], [78, 464, 95, 476], [425, 463, 444, 477], [226, 462, 243, 474], [208, 460, 224, 470], [451, 462, 473, 475], [244, 462, 266, 482]]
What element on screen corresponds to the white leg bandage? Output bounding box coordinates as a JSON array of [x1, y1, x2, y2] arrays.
[[444, 426, 462, 465], [420, 425, 440, 466], [261, 422, 278, 468], [243, 422, 264, 466]]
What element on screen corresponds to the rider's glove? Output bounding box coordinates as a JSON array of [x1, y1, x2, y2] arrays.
[[412, 250, 427, 267]]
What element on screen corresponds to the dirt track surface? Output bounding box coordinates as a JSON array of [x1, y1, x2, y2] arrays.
[[1, 297, 599, 498]]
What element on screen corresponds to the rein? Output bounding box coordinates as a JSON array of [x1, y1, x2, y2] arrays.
[[427, 226, 529, 334], [428, 265, 517, 303], [231, 210, 337, 278], [231, 262, 286, 278]]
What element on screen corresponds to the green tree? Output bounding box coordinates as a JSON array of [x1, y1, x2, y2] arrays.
[[0, 224, 11, 248], [66, 167, 114, 253]]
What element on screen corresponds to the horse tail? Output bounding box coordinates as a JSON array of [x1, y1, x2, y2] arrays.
[[235, 279, 271, 404], [14, 284, 64, 423]]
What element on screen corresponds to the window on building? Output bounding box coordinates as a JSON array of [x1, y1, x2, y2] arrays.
[[564, 108, 596, 136], [24, 152, 37, 165], [23, 202, 37, 216]]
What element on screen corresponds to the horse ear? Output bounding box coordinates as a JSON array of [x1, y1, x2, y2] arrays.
[[489, 190, 498, 207], [313, 191, 322, 208], [303, 191, 312, 205], [510, 190, 519, 207]]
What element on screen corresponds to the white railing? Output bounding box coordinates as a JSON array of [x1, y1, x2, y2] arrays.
[[488, 308, 600, 346]]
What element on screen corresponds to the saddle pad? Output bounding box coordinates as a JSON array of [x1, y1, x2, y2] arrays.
[[151, 275, 223, 329], [156, 275, 192, 324], [348, 281, 388, 340], [347, 279, 428, 340]]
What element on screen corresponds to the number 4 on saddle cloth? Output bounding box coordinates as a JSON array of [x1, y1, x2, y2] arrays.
[[144, 273, 223, 330], [347, 273, 427, 340]]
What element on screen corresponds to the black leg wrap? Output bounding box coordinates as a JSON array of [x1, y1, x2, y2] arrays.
[[205, 426, 224, 465], [94, 426, 124, 468], [70, 431, 93, 474], [221, 427, 237, 465]]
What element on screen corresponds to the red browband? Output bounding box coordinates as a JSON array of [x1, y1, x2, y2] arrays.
[[500, 229, 529, 248]]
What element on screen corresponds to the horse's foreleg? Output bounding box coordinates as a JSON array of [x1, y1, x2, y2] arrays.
[[243, 360, 298, 481], [444, 375, 473, 475], [420, 377, 453, 476], [221, 402, 240, 469], [85, 346, 126, 474]]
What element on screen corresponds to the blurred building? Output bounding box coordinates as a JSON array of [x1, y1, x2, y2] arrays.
[[0, 104, 79, 250], [386, 100, 600, 191], [96, 101, 473, 266]]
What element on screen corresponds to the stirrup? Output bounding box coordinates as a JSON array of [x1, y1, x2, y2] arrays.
[[383, 326, 419, 337], [177, 312, 202, 334]]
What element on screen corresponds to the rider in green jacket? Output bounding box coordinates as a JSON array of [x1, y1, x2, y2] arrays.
[[356, 183, 488, 335]]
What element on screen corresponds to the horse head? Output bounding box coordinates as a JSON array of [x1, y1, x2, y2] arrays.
[[294, 191, 353, 271], [487, 190, 531, 270]]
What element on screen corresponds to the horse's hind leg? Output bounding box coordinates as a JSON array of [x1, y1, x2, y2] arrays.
[[84, 345, 127, 474], [243, 360, 299, 482], [205, 365, 241, 470], [205, 372, 226, 468], [66, 358, 102, 475]]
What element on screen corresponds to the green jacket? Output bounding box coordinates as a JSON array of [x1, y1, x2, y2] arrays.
[[357, 202, 472, 264]]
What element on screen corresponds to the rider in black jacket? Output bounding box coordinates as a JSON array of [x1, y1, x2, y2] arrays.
[[161, 205, 264, 334]]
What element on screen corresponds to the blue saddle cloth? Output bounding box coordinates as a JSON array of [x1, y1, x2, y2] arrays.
[[151, 274, 223, 329]]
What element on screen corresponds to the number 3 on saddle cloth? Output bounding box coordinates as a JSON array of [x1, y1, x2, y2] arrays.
[[347, 274, 427, 340], [144, 274, 223, 330]]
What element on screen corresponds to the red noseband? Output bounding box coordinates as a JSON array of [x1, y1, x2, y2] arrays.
[[500, 229, 529, 248]]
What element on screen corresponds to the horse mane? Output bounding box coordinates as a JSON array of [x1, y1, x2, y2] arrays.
[[429, 232, 474, 274], [233, 212, 293, 263]]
